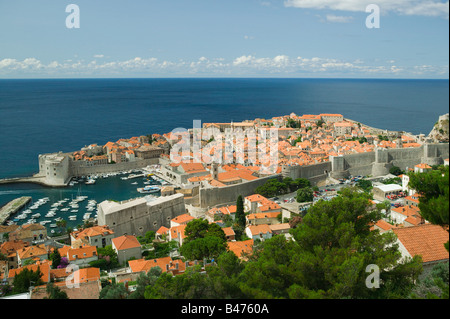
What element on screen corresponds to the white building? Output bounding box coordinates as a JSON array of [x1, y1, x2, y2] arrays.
[[245, 224, 273, 242], [372, 184, 403, 201], [401, 174, 416, 196], [38, 153, 71, 186]]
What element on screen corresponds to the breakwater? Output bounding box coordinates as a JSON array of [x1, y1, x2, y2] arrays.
[[0, 196, 32, 225]]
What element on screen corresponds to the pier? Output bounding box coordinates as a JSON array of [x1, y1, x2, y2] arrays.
[[0, 196, 32, 225], [0, 175, 64, 187]]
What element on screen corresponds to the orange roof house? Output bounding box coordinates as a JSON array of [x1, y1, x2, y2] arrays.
[[393, 224, 449, 265], [245, 224, 273, 240], [156, 226, 170, 239], [112, 235, 142, 265], [170, 213, 194, 227], [128, 256, 188, 275], [60, 245, 98, 266], [227, 239, 254, 260], [8, 260, 52, 284], [222, 227, 236, 241], [17, 244, 48, 266], [170, 224, 188, 245], [112, 235, 141, 251], [246, 212, 281, 226], [70, 225, 115, 249]]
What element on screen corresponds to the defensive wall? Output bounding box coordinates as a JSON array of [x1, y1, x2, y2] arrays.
[[197, 143, 448, 208], [69, 158, 160, 177], [329, 143, 449, 179], [97, 193, 186, 237], [198, 174, 282, 208], [23, 154, 161, 187]]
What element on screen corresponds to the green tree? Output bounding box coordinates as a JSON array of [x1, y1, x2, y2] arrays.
[[296, 187, 313, 203], [389, 166, 403, 176], [287, 118, 301, 129], [44, 282, 69, 299], [12, 267, 44, 294], [289, 188, 422, 298], [180, 236, 227, 261], [255, 178, 288, 197], [410, 262, 449, 299], [407, 166, 449, 229], [357, 137, 367, 144], [180, 219, 227, 261], [291, 178, 311, 191], [184, 218, 226, 243], [95, 245, 120, 270], [56, 219, 67, 234], [408, 166, 449, 251], [357, 179, 373, 193], [128, 266, 162, 299], [99, 282, 129, 299], [50, 249, 62, 269], [235, 195, 246, 229]]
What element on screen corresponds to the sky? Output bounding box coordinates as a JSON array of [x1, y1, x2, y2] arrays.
[[0, 0, 448, 78]]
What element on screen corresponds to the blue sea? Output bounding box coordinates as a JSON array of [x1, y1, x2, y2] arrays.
[[0, 78, 448, 229]]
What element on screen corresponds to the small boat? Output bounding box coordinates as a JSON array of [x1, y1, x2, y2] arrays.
[[137, 185, 161, 194], [85, 179, 96, 185], [31, 213, 41, 218]]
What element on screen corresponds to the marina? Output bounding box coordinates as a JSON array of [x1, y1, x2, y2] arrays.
[[0, 166, 171, 233]]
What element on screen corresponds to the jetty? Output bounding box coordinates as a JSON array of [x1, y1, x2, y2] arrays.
[[0, 196, 32, 225]]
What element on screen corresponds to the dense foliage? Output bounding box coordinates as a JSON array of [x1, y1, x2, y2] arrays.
[[139, 188, 424, 299], [180, 219, 227, 261], [408, 165, 449, 229], [255, 177, 311, 198]]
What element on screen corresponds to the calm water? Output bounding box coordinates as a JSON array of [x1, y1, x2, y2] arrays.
[[0, 78, 448, 228], [0, 173, 161, 230]]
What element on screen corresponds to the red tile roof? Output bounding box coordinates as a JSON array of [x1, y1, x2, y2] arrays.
[[393, 224, 449, 263]]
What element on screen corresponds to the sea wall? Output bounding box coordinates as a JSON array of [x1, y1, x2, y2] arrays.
[[70, 158, 160, 177], [329, 143, 449, 178], [199, 174, 282, 208]]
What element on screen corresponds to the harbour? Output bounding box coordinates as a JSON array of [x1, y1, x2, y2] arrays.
[[0, 165, 173, 234]]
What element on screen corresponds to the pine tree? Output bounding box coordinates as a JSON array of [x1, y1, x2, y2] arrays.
[[235, 195, 246, 229]]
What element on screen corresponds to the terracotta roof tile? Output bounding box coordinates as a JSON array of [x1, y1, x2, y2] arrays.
[[393, 224, 449, 263]]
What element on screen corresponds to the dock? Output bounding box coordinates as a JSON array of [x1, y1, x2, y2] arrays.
[[0, 196, 32, 225]]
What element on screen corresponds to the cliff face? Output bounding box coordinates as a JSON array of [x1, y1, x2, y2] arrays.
[[428, 113, 449, 143]]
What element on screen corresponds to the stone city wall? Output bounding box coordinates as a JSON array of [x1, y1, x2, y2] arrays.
[[97, 193, 186, 237], [199, 174, 282, 208], [70, 158, 160, 177]]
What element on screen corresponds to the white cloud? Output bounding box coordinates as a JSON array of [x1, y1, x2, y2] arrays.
[[284, 0, 449, 18], [326, 14, 354, 23], [0, 55, 447, 78]]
